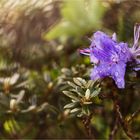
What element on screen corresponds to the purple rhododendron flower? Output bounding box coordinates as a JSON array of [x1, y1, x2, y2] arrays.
[[80, 24, 140, 89]]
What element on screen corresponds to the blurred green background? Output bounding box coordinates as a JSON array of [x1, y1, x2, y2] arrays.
[[0, 0, 140, 139]]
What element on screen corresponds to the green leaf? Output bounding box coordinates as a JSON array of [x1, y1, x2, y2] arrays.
[[15, 81, 29, 88], [64, 102, 78, 109], [16, 90, 25, 104], [4, 119, 20, 134], [10, 73, 20, 85], [82, 105, 90, 116], [73, 78, 83, 87], [63, 91, 79, 101], [37, 102, 49, 112], [70, 108, 81, 113], [85, 89, 90, 100], [70, 89, 84, 97], [67, 81, 77, 88], [21, 105, 36, 113], [10, 99, 17, 110], [73, 77, 86, 87], [90, 88, 101, 98], [86, 80, 96, 88], [83, 101, 92, 105]]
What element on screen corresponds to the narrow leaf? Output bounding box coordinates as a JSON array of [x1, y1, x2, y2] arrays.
[[64, 102, 78, 109], [86, 80, 96, 88], [70, 108, 81, 113], [63, 91, 79, 101], [10, 73, 20, 85], [67, 81, 77, 88], [73, 77, 86, 87], [90, 88, 101, 98], [85, 89, 90, 100], [70, 89, 84, 97]]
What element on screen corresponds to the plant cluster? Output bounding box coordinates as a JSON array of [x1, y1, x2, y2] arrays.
[[0, 0, 140, 139]]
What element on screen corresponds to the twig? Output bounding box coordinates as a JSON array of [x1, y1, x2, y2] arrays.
[[114, 101, 138, 139], [82, 113, 93, 138], [127, 107, 140, 123], [109, 116, 119, 140]]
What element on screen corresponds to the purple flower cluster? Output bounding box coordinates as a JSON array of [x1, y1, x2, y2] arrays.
[[80, 24, 140, 88]]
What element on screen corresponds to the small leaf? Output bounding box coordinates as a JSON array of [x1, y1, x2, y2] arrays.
[[21, 105, 36, 113], [73, 77, 86, 87], [16, 90, 25, 104], [64, 102, 78, 109], [95, 83, 100, 89], [71, 99, 78, 103], [82, 106, 90, 116], [70, 89, 84, 97], [4, 120, 12, 134], [83, 101, 92, 105], [70, 108, 81, 113], [76, 77, 87, 85], [77, 113, 84, 117], [37, 102, 48, 112], [73, 78, 82, 86], [63, 91, 80, 101], [15, 81, 29, 88], [4, 119, 19, 134], [10, 73, 20, 85], [67, 81, 77, 88], [10, 99, 17, 111], [85, 89, 90, 100], [90, 88, 101, 98], [86, 80, 96, 88]]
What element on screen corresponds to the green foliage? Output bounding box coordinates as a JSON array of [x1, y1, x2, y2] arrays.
[[45, 0, 106, 43], [0, 0, 139, 139], [4, 119, 20, 135], [63, 77, 101, 117]]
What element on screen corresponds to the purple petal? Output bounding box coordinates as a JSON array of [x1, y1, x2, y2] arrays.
[[112, 33, 117, 41], [90, 67, 101, 80], [93, 31, 117, 52], [116, 42, 132, 62], [110, 61, 126, 88], [90, 31, 118, 62], [91, 61, 126, 88], [90, 62, 111, 80], [79, 48, 90, 56], [90, 53, 99, 64]]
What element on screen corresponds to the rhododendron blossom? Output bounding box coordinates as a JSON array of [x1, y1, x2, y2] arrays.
[[80, 24, 140, 88]]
